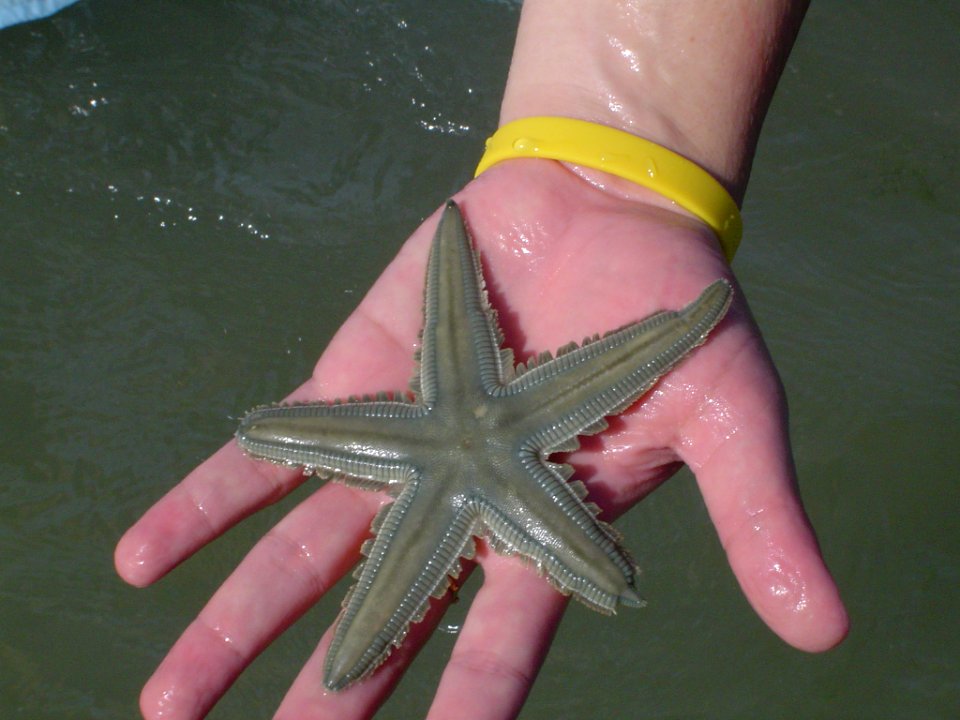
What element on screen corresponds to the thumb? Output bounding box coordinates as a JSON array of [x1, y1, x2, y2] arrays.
[[680, 333, 849, 652]]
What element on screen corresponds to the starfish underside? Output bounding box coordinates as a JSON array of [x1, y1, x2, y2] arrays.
[[236, 201, 732, 690]]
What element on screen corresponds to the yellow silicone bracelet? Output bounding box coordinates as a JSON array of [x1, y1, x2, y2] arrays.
[[474, 117, 742, 262]]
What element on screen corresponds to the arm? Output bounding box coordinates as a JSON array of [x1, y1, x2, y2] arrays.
[[116, 3, 846, 719], [502, 0, 808, 203]]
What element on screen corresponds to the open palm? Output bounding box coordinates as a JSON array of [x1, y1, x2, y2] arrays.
[[116, 159, 847, 720]]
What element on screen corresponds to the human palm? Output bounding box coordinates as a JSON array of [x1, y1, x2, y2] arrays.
[[116, 160, 847, 720]]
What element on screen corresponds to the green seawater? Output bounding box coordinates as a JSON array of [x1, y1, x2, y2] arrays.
[[1, 1, 957, 717]]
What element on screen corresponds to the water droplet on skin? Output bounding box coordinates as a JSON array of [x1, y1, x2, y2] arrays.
[[154, 686, 179, 718]]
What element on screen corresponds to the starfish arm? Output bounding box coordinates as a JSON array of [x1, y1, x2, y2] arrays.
[[236, 401, 426, 489], [325, 474, 478, 690], [416, 202, 512, 405], [481, 454, 642, 613], [505, 279, 732, 449]]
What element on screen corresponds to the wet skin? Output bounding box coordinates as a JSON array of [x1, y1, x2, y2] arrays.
[[236, 200, 732, 690]]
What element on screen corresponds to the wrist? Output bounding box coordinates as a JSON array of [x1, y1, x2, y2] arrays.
[[499, 0, 808, 205], [475, 118, 743, 261]]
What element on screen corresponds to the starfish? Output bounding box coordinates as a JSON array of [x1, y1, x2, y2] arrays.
[[236, 201, 732, 691]]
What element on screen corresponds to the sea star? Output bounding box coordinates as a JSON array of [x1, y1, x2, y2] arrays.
[[236, 201, 732, 690]]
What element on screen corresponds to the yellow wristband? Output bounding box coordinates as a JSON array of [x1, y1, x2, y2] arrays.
[[474, 117, 742, 262]]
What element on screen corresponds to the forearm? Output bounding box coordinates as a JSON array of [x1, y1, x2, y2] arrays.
[[500, 0, 808, 204]]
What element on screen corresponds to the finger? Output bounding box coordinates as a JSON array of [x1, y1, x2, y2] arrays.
[[138, 480, 381, 720], [114, 382, 318, 588], [679, 334, 848, 652], [115, 231, 432, 589], [426, 553, 568, 720]]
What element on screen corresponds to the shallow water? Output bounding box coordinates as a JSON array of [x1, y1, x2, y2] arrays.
[[0, 1, 957, 718]]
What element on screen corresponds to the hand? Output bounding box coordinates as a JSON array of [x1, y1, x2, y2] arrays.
[[115, 159, 848, 719]]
